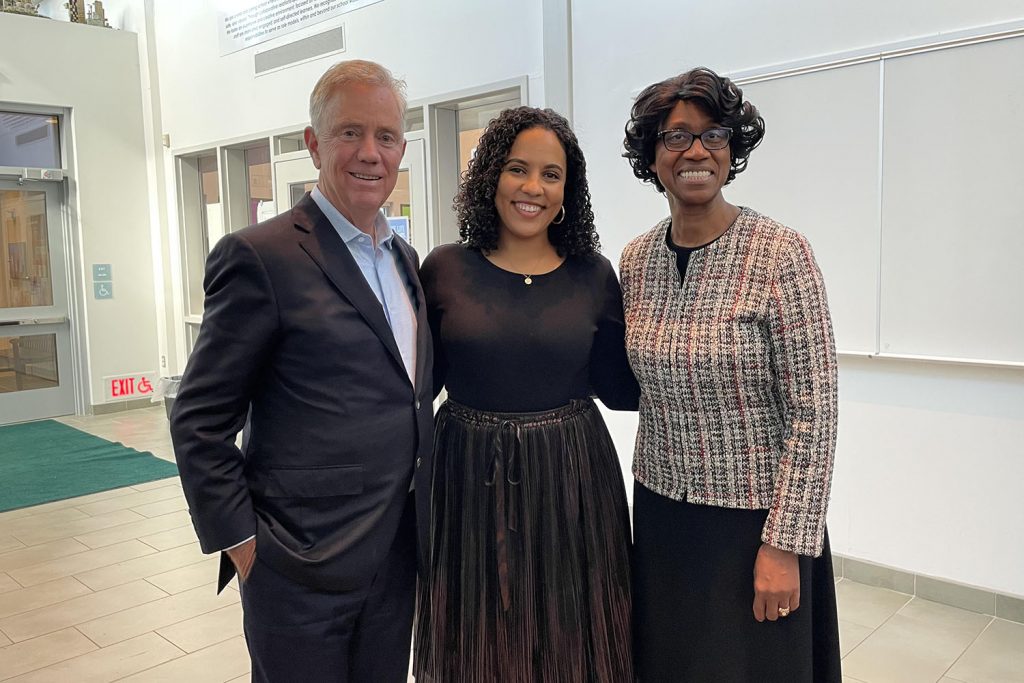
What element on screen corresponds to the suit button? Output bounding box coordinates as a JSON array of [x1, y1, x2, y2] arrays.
[[416, 457, 422, 468], [415, 399, 421, 410]]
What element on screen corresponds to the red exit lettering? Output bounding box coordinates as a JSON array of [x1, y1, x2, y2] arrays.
[[110, 378, 136, 397]]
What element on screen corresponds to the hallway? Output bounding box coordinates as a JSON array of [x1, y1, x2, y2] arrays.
[[0, 408, 1020, 682]]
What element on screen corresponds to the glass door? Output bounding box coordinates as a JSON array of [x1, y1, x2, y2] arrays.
[[273, 152, 317, 211], [0, 181, 75, 424], [383, 137, 429, 251]]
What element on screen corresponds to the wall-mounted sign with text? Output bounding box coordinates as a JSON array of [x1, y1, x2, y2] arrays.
[[387, 216, 409, 242], [92, 263, 113, 300], [104, 372, 157, 402], [218, 0, 384, 55]]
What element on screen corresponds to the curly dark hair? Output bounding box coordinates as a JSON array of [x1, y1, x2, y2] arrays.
[[456, 106, 599, 257], [623, 67, 765, 192]]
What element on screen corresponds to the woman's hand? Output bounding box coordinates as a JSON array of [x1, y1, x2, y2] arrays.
[[752, 542, 800, 622]]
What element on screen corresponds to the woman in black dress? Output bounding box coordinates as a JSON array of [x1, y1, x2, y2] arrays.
[[620, 67, 842, 681], [413, 107, 638, 682]]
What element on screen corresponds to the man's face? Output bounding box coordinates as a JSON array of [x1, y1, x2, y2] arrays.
[[304, 82, 406, 231]]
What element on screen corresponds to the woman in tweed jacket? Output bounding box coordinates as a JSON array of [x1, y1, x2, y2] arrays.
[[620, 67, 841, 682]]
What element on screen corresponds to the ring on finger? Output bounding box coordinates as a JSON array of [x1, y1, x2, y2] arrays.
[[778, 606, 791, 617]]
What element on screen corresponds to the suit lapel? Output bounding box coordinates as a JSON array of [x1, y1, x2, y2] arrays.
[[292, 196, 407, 381], [394, 237, 430, 393]]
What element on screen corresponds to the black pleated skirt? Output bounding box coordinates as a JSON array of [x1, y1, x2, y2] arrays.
[[632, 482, 842, 683], [414, 398, 633, 683]]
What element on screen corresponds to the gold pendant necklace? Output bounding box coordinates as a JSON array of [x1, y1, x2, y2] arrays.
[[521, 254, 550, 286], [490, 248, 553, 286]]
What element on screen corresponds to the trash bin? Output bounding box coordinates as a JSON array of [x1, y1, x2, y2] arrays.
[[156, 375, 182, 419]]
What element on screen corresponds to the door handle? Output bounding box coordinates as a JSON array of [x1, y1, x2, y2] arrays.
[[0, 316, 67, 327]]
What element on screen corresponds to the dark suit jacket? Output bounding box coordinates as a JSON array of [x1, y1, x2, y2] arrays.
[[170, 194, 433, 592]]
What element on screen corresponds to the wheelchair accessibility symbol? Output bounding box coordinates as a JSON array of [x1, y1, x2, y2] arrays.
[[94, 282, 114, 299]]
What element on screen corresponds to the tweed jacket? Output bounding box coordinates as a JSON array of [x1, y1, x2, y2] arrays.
[[620, 208, 838, 556]]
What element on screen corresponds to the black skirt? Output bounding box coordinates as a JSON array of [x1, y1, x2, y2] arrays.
[[414, 398, 633, 683], [632, 482, 842, 682]]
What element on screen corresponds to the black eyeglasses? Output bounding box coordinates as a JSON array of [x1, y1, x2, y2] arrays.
[[656, 127, 732, 152]]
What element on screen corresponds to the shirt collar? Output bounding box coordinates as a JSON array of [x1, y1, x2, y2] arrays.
[[311, 185, 395, 249]]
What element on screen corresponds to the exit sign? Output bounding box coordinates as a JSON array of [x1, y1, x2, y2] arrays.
[[103, 373, 157, 401]]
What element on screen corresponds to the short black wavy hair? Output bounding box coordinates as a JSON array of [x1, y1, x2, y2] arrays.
[[624, 67, 765, 192], [456, 106, 599, 257]]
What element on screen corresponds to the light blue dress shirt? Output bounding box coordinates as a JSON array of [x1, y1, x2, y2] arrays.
[[311, 186, 418, 385]]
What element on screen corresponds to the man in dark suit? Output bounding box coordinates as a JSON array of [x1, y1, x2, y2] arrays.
[[170, 60, 432, 682]]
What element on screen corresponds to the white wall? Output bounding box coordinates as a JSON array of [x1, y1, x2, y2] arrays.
[[832, 358, 1024, 597], [152, 0, 546, 151], [572, 0, 1024, 595], [0, 12, 160, 408]]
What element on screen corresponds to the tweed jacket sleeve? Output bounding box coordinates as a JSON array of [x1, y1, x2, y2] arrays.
[[761, 231, 838, 556]]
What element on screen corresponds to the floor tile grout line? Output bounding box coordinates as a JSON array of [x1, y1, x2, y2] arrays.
[[0, 570, 20, 595], [128, 501, 189, 519], [8, 543, 161, 586], [151, 628, 189, 655], [7, 572, 30, 590], [11, 516, 156, 548], [3, 504, 132, 530], [74, 520, 194, 552], [0, 540, 183, 592], [0, 581, 172, 645], [0, 629, 101, 679], [137, 534, 196, 553], [154, 612, 242, 656], [839, 590, 915, 662], [72, 552, 212, 592], [110, 633, 245, 682], [0, 506, 114, 529], [73, 582, 234, 647], [14, 628, 186, 680], [936, 615, 995, 681], [14, 506, 181, 544], [0, 540, 88, 564], [891, 593, 917, 618], [129, 480, 180, 494], [837, 584, 914, 631], [73, 623, 104, 650], [73, 501, 168, 519], [839, 620, 878, 663], [69, 574, 95, 594], [71, 489, 185, 520], [0, 577, 95, 622], [0, 508, 94, 533]]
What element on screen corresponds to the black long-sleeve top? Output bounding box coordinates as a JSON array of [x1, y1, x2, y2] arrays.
[[419, 243, 639, 413]]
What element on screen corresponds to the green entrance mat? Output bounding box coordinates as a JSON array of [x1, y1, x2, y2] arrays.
[[0, 419, 179, 513]]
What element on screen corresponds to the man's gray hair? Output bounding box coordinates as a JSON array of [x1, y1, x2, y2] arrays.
[[308, 60, 407, 134]]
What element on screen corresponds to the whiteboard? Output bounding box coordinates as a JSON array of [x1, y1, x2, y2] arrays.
[[879, 36, 1024, 364], [726, 63, 881, 353]]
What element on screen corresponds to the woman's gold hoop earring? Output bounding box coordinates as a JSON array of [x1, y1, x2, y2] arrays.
[[551, 205, 566, 225]]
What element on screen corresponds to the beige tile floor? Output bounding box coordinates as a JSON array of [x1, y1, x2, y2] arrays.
[[0, 406, 1019, 682]]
